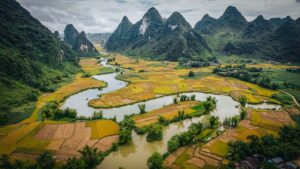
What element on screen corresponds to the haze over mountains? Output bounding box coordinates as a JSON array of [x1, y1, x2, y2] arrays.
[[106, 6, 300, 62]]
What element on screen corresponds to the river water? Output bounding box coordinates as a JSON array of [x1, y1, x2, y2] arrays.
[[61, 59, 280, 169]]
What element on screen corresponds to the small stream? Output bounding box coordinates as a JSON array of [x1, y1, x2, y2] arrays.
[[61, 59, 281, 169]]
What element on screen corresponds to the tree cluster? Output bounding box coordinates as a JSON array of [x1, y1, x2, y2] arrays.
[[0, 145, 112, 169], [213, 65, 279, 90], [227, 126, 300, 167], [41, 102, 77, 120], [167, 122, 204, 152], [118, 116, 135, 145]]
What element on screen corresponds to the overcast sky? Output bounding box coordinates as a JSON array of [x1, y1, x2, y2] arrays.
[[17, 0, 300, 33]]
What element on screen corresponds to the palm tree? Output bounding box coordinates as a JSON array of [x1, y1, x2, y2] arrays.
[[78, 145, 104, 169], [138, 104, 146, 114]]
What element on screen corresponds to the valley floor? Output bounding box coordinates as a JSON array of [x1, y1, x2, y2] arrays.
[[0, 54, 299, 168]]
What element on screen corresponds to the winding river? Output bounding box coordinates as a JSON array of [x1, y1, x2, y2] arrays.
[[61, 59, 280, 169]]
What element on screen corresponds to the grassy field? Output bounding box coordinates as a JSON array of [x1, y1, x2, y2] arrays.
[[86, 120, 120, 139]]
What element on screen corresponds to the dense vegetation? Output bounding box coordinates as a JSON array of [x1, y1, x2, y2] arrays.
[[167, 121, 207, 152], [213, 64, 300, 103], [227, 126, 300, 168], [0, 0, 79, 124], [147, 152, 164, 169], [0, 145, 117, 169], [146, 124, 163, 142], [118, 116, 136, 145], [213, 64, 279, 89]]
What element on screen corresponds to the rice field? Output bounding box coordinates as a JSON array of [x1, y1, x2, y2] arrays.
[[86, 120, 120, 139], [0, 58, 108, 155], [80, 58, 115, 75], [89, 55, 278, 108], [133, 101, 199, 127]]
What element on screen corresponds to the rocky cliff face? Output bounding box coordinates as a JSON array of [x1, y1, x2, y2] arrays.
[[64, 24, 79, 47], [63, 25, 98, 57], [107, 6, 300, 62], [72, 31, 98, 57], [105, 7, 211, 61]]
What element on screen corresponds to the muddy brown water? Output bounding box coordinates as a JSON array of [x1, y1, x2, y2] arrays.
[[61, 59, 280, 169]]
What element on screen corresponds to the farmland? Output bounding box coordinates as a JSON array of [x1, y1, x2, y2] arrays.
[[0, 55, 299, 169]]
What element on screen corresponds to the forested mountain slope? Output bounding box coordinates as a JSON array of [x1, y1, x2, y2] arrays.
[[0, 0, 79, 124]]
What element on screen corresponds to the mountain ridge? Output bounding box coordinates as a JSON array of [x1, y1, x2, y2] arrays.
[[64, 25, 98, 57], [106, 7, 211, 61], [106, 6, 300, 62]]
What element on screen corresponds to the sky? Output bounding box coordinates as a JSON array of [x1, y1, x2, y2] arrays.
[[17, 0, 300, 33]]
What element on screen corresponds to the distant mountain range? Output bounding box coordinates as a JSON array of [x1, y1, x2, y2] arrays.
[[63, 24, 98, 57], [106, 6, 300, 62], [86, 33, 111, 47]]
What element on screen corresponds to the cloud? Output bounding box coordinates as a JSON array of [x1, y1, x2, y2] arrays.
[[17, 0, 300, 33]]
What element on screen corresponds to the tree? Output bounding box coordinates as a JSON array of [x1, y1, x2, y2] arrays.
[[78, 146, 104, 169], [92, 111, 103, 120], [188, 71, 195, 77], [168, 136, 180, 152], [120, 116, 135, 130], [138, 104, 146, 114], [173, 97, 178, 104], [239, 96, 247, 107], [36, 152, 55, 169], [64, 157, 87, 169], [146, 124, 163, 142], [180, 95, 188, 101], [240, 109, 247, 120], [0, 112, 8, 125], [119, 116, 135, 145], [158, 116, 169, 126], [0, 155, 13, 169], [203, 96, 217, 113], [178, 110, 185, 120], [147, 152, 163, 169], [119, 128, 132, 145], [209, 116, 219, 129], [191, 94, 196, 101]]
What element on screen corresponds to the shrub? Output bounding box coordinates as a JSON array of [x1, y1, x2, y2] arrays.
[[209, 116, 219, 128], [147, 152, 163, 169], [92, 111, 103, 120], [168, 136, 180, 152], [82, 72, 91, 78], [146, 124, 163, 142], [173, 97, 178, 104], [37, 152, 55, 169], [188, 71, 195, 77]]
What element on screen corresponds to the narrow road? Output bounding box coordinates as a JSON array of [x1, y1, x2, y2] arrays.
[[279, 90, 300, 108]]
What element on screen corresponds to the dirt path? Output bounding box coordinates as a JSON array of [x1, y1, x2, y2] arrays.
[[280, 90, 300, 108]]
